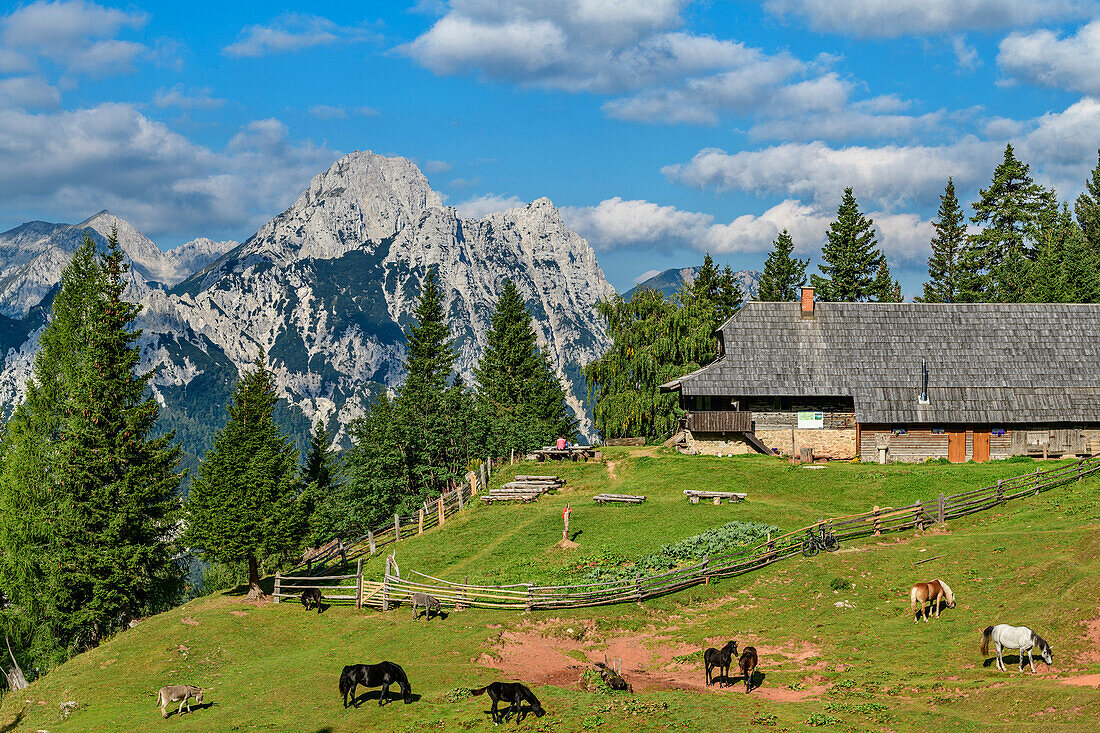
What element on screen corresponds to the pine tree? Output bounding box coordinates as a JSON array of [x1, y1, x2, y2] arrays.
[[301, 420, 341, 544], [811, 188, 886, 301], [1074, 149, 1100, 251], [1029, 202, 1100, 302], [337, 394, 407, 535], [184, 351, 302, 600], [474, 280, 575, 459], [872, 260, 903, 302], [689, 254, 743, 317], [758, 230, 808, 301], [970, 144, 1046, 301], [920, 179, 979, 303]]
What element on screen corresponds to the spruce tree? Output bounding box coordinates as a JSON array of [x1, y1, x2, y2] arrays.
[[689, 254, 743, 317], [474, 280, 575, 459], [970, 144, 1046, 301], [337, 394, 407, 535], [872, 260, 903, 302], [1074, 149, 1100, 251], [301, 419, 341, 544], [758, 230, 808, 301], [920, 179, 979, 303], [184, 351, 302, 600], [811, 188, 886, 301]]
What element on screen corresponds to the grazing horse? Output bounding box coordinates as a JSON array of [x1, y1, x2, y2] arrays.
[[339, 662, 412, 707], [471, 681, 545, 724], [910, 579, 955, 623], [703, 641, 738, 687], [980, 625, 1053, 673], [737, 647, 758, 693], [156, 685, 202, 719], [301, 588, 322, 613], [410, 592, 442, 621]]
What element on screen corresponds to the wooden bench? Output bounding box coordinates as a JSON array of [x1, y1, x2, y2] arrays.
[[532, 446, 596, 462], [594, 493, 646, 504], [684, 490, 747, 505], [481, 492, 539, 503]]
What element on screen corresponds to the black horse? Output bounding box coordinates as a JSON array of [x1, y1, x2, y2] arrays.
[[339, 662, 413, 708], [738, 646, 759, 693], [703, 641, 738, 687], [301, 588, 322, 613], [471, 681, 546, 724]]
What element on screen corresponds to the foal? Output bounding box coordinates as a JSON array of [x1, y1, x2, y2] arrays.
[[471, 681, 545, 724], [339, 662, 413, 707], [410, 592, 442, 621], [737, 647, 759, 693], [910, 579, 955, 623], [703, 641, 738, 687], [301, 588, 322, 613]]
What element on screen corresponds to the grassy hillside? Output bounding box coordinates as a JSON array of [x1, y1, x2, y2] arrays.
[[3, 449, 1100, 732]]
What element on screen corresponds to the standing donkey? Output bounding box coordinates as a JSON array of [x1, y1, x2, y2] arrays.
[[156, 685, 203, 719], [910, 579, 955, 623]]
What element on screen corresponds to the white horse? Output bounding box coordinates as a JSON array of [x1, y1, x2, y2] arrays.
[[980, 624, 1053, 672]]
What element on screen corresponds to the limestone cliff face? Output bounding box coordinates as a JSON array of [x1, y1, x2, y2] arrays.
[[0, 151, 616, 448]]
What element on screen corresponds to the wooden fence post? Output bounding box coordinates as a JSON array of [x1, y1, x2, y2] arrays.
[[418, 509, 424, 535], [873, 506, 881, 536], [274, 572, 281, 604], [470, 472, 478, 496], [1035, 467, 1042, 495], [368, 530, 376, 556], [526, 583, 533, 612], [438, 496, 445, 526], [634, 574, 642, 602], [997, 479, 1004, 505], [394, 513, 401, 541], [457, 486, 464, 511], [355, 559, 363, 609], [1078, 457, 1084, 478], [479, 462, 488, 493], [486, 456, 491, 478], [937, 493, 945, 524], [382, 559, 389, 612], [914, 502, 924, 531]]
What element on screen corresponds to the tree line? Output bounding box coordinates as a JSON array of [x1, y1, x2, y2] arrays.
[[0, 242, 574, 671], [586, 145, 1100, 441]]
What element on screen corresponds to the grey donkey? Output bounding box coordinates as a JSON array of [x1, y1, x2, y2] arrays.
[[410, 592, 443, 621], [156, 685, 203, 718]]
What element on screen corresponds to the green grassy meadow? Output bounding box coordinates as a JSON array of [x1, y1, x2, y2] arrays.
[[3, 448, 1100, 732]]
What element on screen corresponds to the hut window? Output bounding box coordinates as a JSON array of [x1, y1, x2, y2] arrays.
[[931, 428, 945, 434], [992, 429, 1006, 436], [892, 427, 908, 436]]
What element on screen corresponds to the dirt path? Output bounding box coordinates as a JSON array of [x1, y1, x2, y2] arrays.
[[607, 461, 617, 480]]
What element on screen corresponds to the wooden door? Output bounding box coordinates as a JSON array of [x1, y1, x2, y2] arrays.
[[948, 429, 966, 463], [973, 430, 990, 462]]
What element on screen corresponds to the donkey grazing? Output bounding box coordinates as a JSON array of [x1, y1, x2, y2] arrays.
[[410, 592, 442, 621], [156, 685, 202, 719], [703, 641, 738, 687], [738, 647, 759, 693], [471, 681, 545, 724], [301, 588, 322, 613], [910, 579, 955, 623], [980, 625, 1053, 673], [339, 662, 413, 707]]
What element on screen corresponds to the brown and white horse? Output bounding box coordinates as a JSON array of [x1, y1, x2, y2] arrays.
[[909, 579, 955, 623]]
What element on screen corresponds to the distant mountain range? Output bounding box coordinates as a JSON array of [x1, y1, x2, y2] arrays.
[[622, 266, 760, 302], [0, 151, 616, 464]]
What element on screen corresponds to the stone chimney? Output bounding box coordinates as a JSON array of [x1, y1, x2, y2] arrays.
[[800, 287, 815, 316]]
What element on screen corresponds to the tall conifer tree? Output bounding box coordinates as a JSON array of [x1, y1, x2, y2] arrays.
[[811, 188, 886, 301], [1074, 149, 1100, 252], [920, 179, 980, 302], [970, 144, 1046, 301], [474, 279, 575, 458], [185, 351, 302, 600], [758, 230, 808, 301]]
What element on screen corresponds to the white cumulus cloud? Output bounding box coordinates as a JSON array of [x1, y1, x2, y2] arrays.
[[998, 19, 1100, 95], [224, 13, 375, 58], [454, 193, 526, 219]]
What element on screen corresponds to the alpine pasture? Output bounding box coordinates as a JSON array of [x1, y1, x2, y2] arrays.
[[3, 448, 1100, 732]]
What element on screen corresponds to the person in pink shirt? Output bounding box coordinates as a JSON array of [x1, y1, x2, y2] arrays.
[[556, 437, 567, 450]]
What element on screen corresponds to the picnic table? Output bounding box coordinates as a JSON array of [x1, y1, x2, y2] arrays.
[[594, 493, 646, 504], [532, 445, 596, 462], [683, 489, 747, 505]]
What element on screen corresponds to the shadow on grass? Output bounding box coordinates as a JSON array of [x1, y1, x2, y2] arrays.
[[348, 691, 422, 707], [224, 576, 277, 597], [982, 654, 1036, 670], [485, 702, 544, 724], [0, 708, 24, 732], [165, 701, 217, 719]]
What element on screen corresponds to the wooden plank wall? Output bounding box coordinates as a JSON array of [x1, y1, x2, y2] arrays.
[[860, 425, 1092, 462]]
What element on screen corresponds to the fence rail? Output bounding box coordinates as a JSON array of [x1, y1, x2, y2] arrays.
[[279, 456, 1100, 613]]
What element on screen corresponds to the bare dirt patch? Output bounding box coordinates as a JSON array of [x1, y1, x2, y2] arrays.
[[1061, 674, 1100, 687], [229, 610, 249, 618], [477, 621, 825, 700], [181, 616, 199, 626], [1077, 609, 1100, 664], [607, 461, 617, 480]]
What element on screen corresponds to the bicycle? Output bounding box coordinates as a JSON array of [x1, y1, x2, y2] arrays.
[[801, 526, 840, 557]]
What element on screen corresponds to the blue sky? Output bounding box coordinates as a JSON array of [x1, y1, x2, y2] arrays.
[[1, 1, 1099, 296]]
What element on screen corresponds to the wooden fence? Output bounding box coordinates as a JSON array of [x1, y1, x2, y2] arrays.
[[368, 456, 1100, 612]]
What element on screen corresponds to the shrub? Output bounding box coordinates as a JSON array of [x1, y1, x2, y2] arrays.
[[829, 577, 851, 591]]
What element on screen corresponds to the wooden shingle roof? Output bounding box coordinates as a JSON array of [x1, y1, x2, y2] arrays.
[[662, 301, 1100, 423]]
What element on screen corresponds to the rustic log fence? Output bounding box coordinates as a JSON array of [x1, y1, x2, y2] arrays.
[[364, 456, 1100, 612]]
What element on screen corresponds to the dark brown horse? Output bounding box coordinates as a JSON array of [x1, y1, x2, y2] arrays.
[[301, 588, 322, 613], [737, 647, 758, 693], [703, 641, 738, 686], [910, 579, 955, 623]]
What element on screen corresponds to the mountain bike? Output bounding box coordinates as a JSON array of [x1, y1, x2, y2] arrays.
[[801, 526, 840, 557]]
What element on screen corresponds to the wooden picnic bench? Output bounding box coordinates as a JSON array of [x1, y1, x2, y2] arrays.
[[481, 492, 539, 503], [594, 493, 646, 504], [683, 489, 747, 505], [532, 445, 596, 462]]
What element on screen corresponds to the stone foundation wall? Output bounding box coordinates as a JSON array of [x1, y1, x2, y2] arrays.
[[685, 429, 857, 460], [685, 432, 758, 455]]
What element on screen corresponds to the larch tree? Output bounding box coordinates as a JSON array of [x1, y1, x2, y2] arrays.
[[474, 279, 575, 459], [811, 188, 887, 301], [184, 351, 302, 600], [758, 230, 808, 301]]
